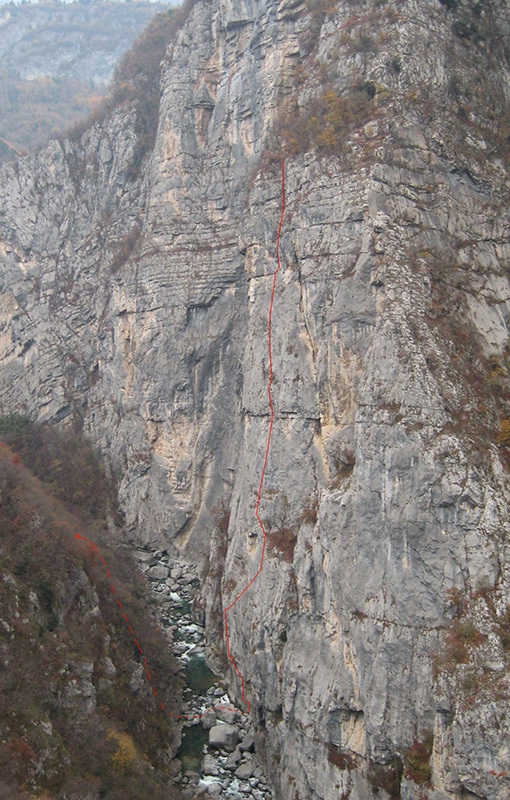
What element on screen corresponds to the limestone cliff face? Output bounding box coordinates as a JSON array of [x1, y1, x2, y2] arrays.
[[1, 1, 510, 798]]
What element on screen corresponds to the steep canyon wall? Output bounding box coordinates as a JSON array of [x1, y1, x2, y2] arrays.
[[1, 1, 510, 798]]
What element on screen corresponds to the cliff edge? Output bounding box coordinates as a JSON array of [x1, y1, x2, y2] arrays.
[[1, 1, 510, 798]]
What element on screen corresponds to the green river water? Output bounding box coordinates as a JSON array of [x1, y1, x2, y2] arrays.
[[177, 654, 220, 771]]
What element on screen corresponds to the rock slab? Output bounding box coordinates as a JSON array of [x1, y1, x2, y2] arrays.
[[209, 724, 239, 753]]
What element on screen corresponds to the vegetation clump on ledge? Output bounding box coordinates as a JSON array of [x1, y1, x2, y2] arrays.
[[404, 733, 433, 786], [264, 83, 376, 165], [367, 758, 403, 799]]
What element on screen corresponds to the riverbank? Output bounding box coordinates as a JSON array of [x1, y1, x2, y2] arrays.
[[132, 548, 274, 800]]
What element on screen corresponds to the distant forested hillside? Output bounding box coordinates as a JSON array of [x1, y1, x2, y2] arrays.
[[0, 0, 171, 160]]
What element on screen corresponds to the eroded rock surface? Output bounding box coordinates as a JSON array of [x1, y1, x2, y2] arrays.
[[1, 1, 510, 798]]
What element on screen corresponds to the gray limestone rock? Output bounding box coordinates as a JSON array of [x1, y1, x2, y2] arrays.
[[224, 746, 243, 769], [216, 706, 240, 724], [147, 565, 169, 581], [134, 550, 156, 564], [0, 1, 509, 799], [240, 733, 255, 753], [235, 761, 255, 781], [201, 710, 217, 730], [100, 656, 116, 677], [127, 663, 145, 693], [203, 784, 222, 798], [202, 754, 220, 776], [209, 724, 239, 753]]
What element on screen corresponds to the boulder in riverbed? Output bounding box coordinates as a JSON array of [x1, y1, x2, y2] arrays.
[[216, 706, 239, 724], [235, 760, 255, 780], [240, 732, 255, 752], [224, 745, 242, 769], [147, 565, 169, 580], [202, 754, 220, 776], [209, 723, 239, 752], [201, 709, 217, 730]]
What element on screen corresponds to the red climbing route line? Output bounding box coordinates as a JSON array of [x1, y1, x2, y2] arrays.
[[75, 533, 241, 721], [73, 165, 286, 722], [223, 162, 286, 713]]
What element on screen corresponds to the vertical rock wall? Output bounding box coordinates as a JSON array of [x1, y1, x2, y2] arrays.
[[0, 1, 510, 798]]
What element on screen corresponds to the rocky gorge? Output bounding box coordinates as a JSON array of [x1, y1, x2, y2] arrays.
[[0, 0, 510, 798], [134, 546, 274, 800]]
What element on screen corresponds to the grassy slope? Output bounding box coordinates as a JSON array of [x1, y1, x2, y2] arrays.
[[0, 424, 183, 799]]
